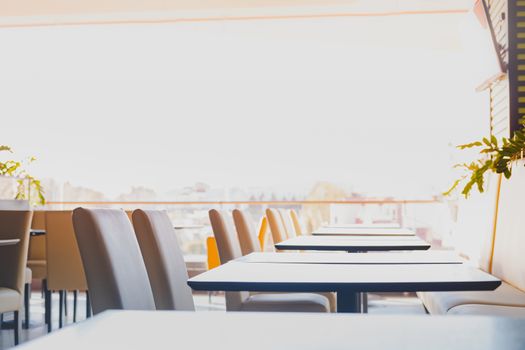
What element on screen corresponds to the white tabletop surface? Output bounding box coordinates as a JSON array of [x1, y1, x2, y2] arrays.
[[236, 251, 464, 265], [313, 227, 415, 236], [17, 310, 525, 350], [323, 223, 401, 229]]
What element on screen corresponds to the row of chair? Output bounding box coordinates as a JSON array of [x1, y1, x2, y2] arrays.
[[1, 207, 324, 345], [71, 208, 334, 314]]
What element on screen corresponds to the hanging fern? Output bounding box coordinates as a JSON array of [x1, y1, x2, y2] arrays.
[[445, 117, 525, 198]]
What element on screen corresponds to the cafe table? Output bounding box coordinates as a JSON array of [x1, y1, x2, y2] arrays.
[[275, 235, 430, 252], [323, 223, 401, 229], [17, 310, 525, 350], [236, 251, 464, 265], [313, 227, 415, 236], [188, 261, 500, 313], [0, 239, 19, 246]]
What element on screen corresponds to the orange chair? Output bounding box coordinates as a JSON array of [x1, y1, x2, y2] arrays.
[[257, 216, 269, 251], [206, 236, 220, 270]]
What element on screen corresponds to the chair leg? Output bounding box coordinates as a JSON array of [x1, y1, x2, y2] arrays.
[[46, 289, 52, 333], [24, 283, 30, 329], [14, 310, 19, 345], [64, 290, 68, 317], [58, 290, 64, 328], [73, 291, 78, 323], [86, 291, 92, 318]]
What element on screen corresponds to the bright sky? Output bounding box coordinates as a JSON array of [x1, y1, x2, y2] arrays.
[[0, 12, 498, 198]]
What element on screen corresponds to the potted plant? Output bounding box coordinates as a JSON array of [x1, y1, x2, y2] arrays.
[[0, 145, 45, 205]]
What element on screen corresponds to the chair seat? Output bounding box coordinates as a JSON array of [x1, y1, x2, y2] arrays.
[[448, 304, 525, 317], [0, 287, 22, 313], [25, 267, 32, 284], [418, 281, 525, 315], [27, 259, 47, 279], [241, 293, 330, 312]]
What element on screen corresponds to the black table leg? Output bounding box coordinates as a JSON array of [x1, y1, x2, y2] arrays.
[[336, 291, 361, 313], [362, 293, 368, 313]]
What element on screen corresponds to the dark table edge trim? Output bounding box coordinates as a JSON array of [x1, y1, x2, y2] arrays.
[[187, 280, 502, 293], [273, 245, 431, 252]]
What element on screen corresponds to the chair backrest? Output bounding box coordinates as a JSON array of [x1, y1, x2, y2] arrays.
[[279, 209, 297, 238], [132, 209, 195, 311], [232, 209, 261, 255], [206, 236, 221, 269], [289, 209, 303, 235], [208, 209, 248, 311], [491, 160, 525, 291], [265, 208, 288, 244], [0, 210, 32, 295], [28, 210, 46, 261], [208, 209, 242, 263], [72, 208, 155, 314], [257, 216, 269, 251], [45, 211, 88, 291]]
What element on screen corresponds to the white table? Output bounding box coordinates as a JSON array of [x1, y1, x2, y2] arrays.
[[188, 261, 500, 313], [323, 223, 401, 229], [313, 227, 415, 236], [0, 239, 19, 246], [18, 311, 525, 350], [275, 235, 430, 252], [236, 251, 464, 265]]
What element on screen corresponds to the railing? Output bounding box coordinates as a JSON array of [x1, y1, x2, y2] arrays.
[[39, 198, 449, 256]]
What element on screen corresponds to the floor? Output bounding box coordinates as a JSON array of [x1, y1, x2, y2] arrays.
[[0, 291, 427, 349]]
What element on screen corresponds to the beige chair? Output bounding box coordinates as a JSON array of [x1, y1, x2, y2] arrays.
[[45, 211, 89, 331], [232, 209, 261, 255], [279, 209, 297, 238], [0, 210, 32, 345], [265, 208, 288, 244], [72, 208, 155, 314], [209, 209, 329, 312], [289, 209, 304, 235], [132, 209, 195, 311], [234, 209, 336, 312], [27, 211, 47, 328]]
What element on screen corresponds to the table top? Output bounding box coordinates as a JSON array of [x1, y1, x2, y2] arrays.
[[275, 235, 430, 252], [188, 261, 500, 293], [0, 239, 20, 246], [323, 223, 401, 229], [236, 251, 464, 265], [313, 227, 415, 236], [17, 310, 525, 350]]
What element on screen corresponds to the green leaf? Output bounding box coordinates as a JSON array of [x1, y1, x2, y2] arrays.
[[457, 141, 482, 149]]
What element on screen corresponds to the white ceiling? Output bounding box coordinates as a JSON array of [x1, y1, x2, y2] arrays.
[[0, 0, 473, 27]]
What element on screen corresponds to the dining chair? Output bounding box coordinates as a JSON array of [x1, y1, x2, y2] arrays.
[[0, 210, 32, 345], [265, 208, 288, 244], [45, 211, 89, 331], [232, 209, 261, 255], [279, 209, 297, 238], [26, 210, 47, 328], [289, 209, 304, 235], [132, 209, 195, 311], [206, 237, 221, 269], [72, 208, 155, 314], [208, 209, 329, 312]]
